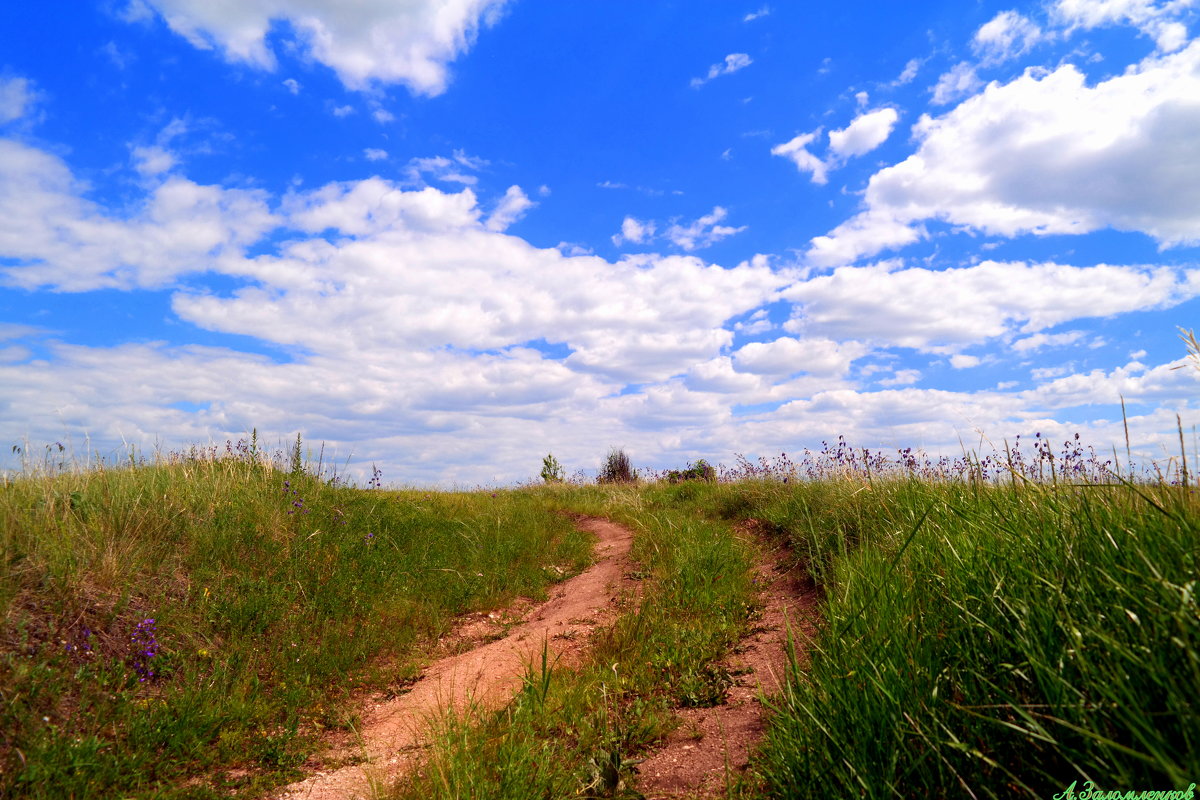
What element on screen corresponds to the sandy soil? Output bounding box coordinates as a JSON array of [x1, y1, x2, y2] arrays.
[[272, 516, 636, 800], [635, 522, 822, 798]]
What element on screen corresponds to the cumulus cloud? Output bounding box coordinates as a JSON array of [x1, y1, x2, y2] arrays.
[[879, 368, 921, 386], [158, 178, 783, 384], [892, 58, 921, 86], [972, 10, 1046, 65], [665, 207, 747, 250], [0, 136, 787, 419], [930, 62, 982, 105], [405, 150, 486, 186], [810, 41, 1200, 263], [0, 139, 277, 291], [612, 216, 655, 246], [129, 0, 509, 94], [949, 354, 982, 368], [1012, 330, 1087, 352], [691, 53, 753, 88], [827, 108, 899, 158], [732, 336, 868, 376], [363, 148, 388, 161], [1051, 0, 1196, 52], [783, 260, 1200, 352], [771, 130, 828, 183], [773, 108, 898, 185], [613, 207, 747, 251], [485, 185, 534, 231], [131, 145, 178, 176]]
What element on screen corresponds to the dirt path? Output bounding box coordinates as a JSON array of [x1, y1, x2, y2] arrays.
[[635, 522, 821, 798], [273, 517, 636, 800]]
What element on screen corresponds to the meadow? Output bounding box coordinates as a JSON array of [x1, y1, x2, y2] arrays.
[[1, 435, 1196, 798]]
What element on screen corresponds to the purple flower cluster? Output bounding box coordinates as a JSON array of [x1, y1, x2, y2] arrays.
[[282, 480, 309, 515], [130, 618, 159, 682], [691, 433, 1121, 485], [368, 465, 383, 490], [64, 626, 94, 656]]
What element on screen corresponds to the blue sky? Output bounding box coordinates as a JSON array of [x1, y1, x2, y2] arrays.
[[2, 0, 1199, 484]]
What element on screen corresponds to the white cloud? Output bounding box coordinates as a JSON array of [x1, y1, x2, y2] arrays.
[[141, 177, 787, 385], [744, 6, 771, 22], [485, 185, 534, 231], [950, 354, 982, 368], [732, 336, 868, 376], [827, 107, 899, 158], [811, 41, 1200, 263], [0, 139, 277, 291], [664, 206, 747, 251], [130, 0, 510, 94], [282, 78, 301, 94], [612, 216, 655, 246], [771, 130, 828, 184], [734, 309, 772, 335], [131, 145, 178, 176], [1031, 364, 1074, 380], [331, 104, 355, 117], [783, 260, 1200, 351], [931, 62, 982, 105], [405, 150, 486, 186], [879, 368, 921, 386], [774, 108, 898, 186], [1051, 0, 1196, 52], [613, 207, 747, 251], [363, 148, 388, 161], [0, 77, 34, 124], [1012, 330, 1086, 352], [691, 53, 753, 88], [972, 11, 1046, 65], [892, 58, 921, 86]]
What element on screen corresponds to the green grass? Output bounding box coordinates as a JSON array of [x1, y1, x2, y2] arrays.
[[685, 477, 1199, 798], [389, 482, 760, 799], [0, 453, 590, 798], [6, 443, 1196, 799]]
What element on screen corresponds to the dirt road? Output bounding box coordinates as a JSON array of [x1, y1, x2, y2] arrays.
[[275, 517, 636, 800]]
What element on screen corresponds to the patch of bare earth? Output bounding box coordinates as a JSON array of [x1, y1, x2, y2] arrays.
[[635, 520, 821, 799], [272, 516, 637, 800]]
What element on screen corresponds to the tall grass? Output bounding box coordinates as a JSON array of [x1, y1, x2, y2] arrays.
[[699, 476, 1199, 797], [0, 448, 590, 799], [389, 483, 759, 799]]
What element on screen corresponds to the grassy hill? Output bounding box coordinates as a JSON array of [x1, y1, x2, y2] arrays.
[[2, 440, 1196, 798]]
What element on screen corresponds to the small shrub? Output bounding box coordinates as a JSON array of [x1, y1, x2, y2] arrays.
[[540, 453, 565, 484], [664, 459, 716, 484], [598, 448, 636, 484]]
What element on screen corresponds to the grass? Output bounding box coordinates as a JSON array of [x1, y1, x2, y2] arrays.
[[741, 475, 1199, 798], [0, 444, 590, 798], [4, 436, 1197, 798], [389, 482, 759, 799]]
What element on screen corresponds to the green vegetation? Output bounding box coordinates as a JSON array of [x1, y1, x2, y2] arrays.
[[738, 476, 1199, 798], [390, 483, 758, 799], [3, 436, 1196, 799], [597, 448, 637, 485], [0, 444, 590, 798], [539, 453, 565, 484]]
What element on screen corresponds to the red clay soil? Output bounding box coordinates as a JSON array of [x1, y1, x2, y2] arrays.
[[273, 516, 636, 800], [635, 522, 822, 799]]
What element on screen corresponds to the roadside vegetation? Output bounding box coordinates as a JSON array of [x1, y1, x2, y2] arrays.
[[2, 436, 1196, 798], [0, 439, 590, 799]]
